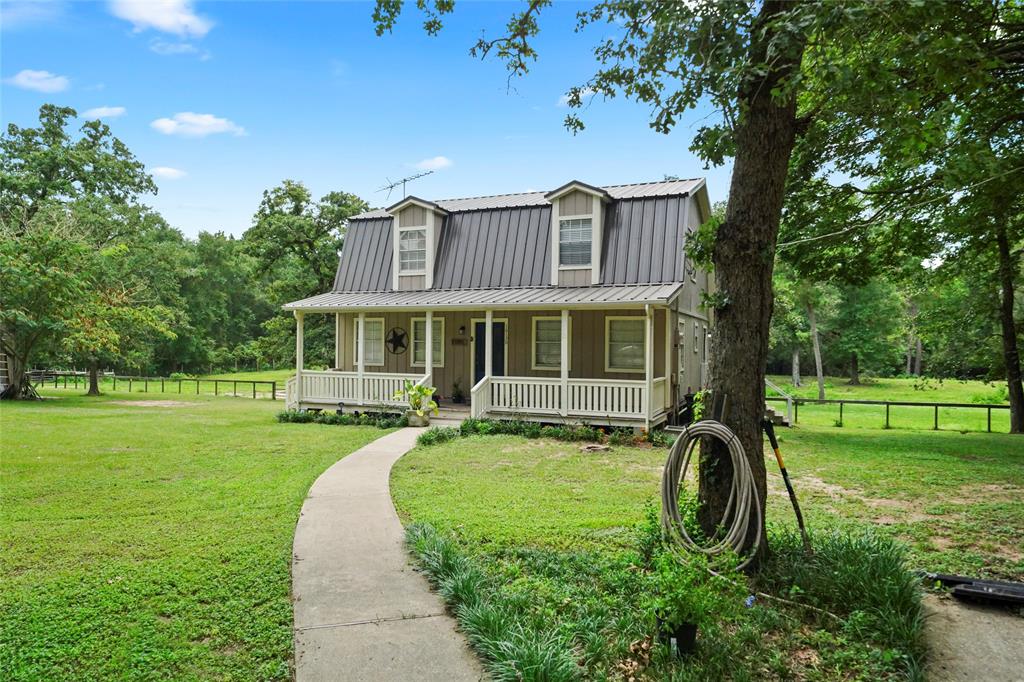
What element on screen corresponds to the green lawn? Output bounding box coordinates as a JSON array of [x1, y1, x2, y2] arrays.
[[0, 390, 383, 681], [391, 426, 1023, 679], [767, 375, 1013, 433], [198, 369, 296, 383]]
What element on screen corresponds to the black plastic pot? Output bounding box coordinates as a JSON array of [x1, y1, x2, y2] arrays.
[[657, 616, 698, 657]]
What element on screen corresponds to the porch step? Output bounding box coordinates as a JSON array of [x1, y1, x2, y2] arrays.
[[764, 405, 790, 427]]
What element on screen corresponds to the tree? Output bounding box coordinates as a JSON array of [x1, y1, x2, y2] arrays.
[[371, 0, 1012, 559], [0, 105, 155, 397], [769, 263, 808, 386], [825, 280, 904, 384]]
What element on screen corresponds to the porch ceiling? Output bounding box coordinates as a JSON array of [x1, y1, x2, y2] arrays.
[[282, 282, 682, 312]]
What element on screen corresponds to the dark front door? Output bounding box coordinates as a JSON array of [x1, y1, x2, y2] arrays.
[[473, 321, 506, 384]]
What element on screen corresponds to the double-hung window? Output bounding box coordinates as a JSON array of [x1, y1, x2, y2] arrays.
[[606, 318, 645, 372], [353, 318, 385, 366], [559, 218, 592, 267], [411, 317, 444, 367], [399, 228, 427, 273], [532, 317, 569, 370]]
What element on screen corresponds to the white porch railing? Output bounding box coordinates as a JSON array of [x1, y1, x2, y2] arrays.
[[482, 375, 669, 422], [289, 371, 425, 410]]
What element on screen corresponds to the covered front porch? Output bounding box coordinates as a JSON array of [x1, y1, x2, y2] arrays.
[[283, 284, 684, 428]]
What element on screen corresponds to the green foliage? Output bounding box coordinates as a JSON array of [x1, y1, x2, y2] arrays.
[[392, 379, 439, 417], [416, 426, 461, 447], [418, 418, 650, 448], [276, 409, 407, 429]]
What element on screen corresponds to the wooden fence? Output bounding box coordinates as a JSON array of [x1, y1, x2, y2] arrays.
[[31, 371, 277, 400], [766, 396, 1010, 433]]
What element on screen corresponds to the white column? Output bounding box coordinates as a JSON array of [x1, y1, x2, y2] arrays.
[[664, 308, 673, 410], [334, 313, 343, 369], [484, 310, 493, 380], [424, 310, 434, 388], [295, 311, 304, 407], [560, 309, 569, 417], [357, 312, 365, 405], [645, 306, 654, 428]]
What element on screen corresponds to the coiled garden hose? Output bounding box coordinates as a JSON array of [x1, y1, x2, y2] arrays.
[[660, 419, 763, 570]]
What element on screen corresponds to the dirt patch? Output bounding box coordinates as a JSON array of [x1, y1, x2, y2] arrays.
[[954, 483, 1024, 504], [780, 475, 936, 523], [110, 400, 190, 408], [923, 593, 1024, 681]]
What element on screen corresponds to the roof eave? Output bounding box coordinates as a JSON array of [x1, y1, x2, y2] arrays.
[[544, 180, 612, 203], [384, 195, 449, 216]]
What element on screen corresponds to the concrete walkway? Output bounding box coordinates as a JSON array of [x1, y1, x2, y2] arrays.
[[292, 428, 483, 681]]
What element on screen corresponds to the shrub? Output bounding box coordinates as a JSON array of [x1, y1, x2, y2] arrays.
[[417, 426, 461, 447], [276, 409, 404, 429]]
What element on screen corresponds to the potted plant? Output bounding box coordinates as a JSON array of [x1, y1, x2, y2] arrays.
[[451, 379, 466, 404], [393, 380, 439, 427], [649, 555, 720, 657]]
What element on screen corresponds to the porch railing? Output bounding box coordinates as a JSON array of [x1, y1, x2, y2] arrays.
[[480, 375, 668, 421], [287, 370, 425, 410]]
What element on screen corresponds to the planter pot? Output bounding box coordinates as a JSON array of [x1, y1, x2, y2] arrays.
[[452, 396, 466, 404], [406, 410, 430, 427], [657, 617, 698, 657]]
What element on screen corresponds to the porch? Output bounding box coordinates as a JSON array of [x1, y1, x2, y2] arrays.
[[282, 283, 692, 428]]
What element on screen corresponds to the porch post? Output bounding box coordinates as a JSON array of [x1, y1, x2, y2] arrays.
[[357, 312, 365, 405], [560, 309, 569, 417], [425, 310, 434, 388], [645, 306, 654, 429], [664, 308, 673, 412], [484, 309, 493, 380], [295, 311, 304, 407], [334, 313, 343, 369]]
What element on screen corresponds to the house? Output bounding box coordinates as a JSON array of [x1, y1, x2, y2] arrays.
[[283, 179, 713, 428]]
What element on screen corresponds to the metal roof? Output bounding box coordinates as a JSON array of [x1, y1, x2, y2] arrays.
[[353, 179, 703, 219], [284, 282, 683, 312], [333, 217, 392, 291]]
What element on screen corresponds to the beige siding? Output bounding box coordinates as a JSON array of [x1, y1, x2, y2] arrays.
[[398, 275, 426, 291], [398, 205, 427, 227], [333, 308, 668, 400], [559, 190, 593, 216], [558, 269, 591, 286]]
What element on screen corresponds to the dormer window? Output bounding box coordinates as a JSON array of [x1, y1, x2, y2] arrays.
[[399, 228, 427, 273], [559, 218, 592, 267]]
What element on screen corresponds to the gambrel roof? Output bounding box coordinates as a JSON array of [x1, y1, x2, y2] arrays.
[[332, 179, 707, 293]]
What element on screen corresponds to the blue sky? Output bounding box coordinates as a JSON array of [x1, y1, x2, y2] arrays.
[[2, 0, 732, 237]]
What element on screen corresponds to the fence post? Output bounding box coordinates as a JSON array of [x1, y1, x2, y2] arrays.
[[885, 403, 890, 429], [161, 378, 165, 393], [794, 400, 799, 424], [934, 405, 939, 430], [179, 379, 182, 394], [196, 379, 200, 395], [839, 401, 844, 426], [988, 407, 992, 433], [114, 376, 117, 391], [215, 380, 219, 396], [64, 375, 68, 389], [252, 382, 257, 399], [55, 375, 59, 389], [272, 381, 277, 400], [234, 380, 238, 397], [129, 378, 133, 392]]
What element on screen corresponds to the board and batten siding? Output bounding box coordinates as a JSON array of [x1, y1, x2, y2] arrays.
[[559, 190, 594, 217], [334, 308, 669, 401]]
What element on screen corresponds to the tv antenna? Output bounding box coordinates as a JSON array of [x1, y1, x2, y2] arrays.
[[377, 170, 434, 201]]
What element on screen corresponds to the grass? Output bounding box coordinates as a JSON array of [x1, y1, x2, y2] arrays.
[[392, 426, 1024, 679], [0, 389, 384, 681], [767, 375, 1013, 433]]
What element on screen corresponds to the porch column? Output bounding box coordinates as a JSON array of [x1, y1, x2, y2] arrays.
[[424, 310, 434, 388], [484, 309, 493, 380], [334, 313, 343, 369], [645, 306, 654, 429], [664, 308, 673, 411], [357, 312, 365, 405], [295, 311, 304, 406], [560, 309, 569, 417]]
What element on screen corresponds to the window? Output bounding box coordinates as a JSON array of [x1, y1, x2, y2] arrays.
[[353, 318, 385, 366], [693, 321, 699, 353], [399, 228, 426, 273], [606, 318, 645, 372], [559, 218, 592, 267], [532, 317, 570, 370], [411, 317, 444, 367]]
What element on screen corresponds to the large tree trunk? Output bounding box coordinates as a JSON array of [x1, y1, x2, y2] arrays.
[[87, 360, 101, 396], [914, 337, 923, 376], [996, 224, 1024, 433], [905, 336, 914, 374], [698, 0, 806, 564], [791, 348, 801, 386], [807, 301, 826, 399], [849, 352, 860, 385], [0, 349, 40, 400]]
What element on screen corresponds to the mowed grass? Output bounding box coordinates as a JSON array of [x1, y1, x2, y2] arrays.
[[767, 375, 1013, 433], [1, 390, 383, 681], [392, 426, 1024, 581]]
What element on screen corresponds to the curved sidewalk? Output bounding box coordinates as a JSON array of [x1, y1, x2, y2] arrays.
[[292, 428, 483, 681]]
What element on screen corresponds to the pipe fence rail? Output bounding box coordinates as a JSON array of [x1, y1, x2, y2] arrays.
[[766, 396, 1010, 433], [30, 371, 277, 400]]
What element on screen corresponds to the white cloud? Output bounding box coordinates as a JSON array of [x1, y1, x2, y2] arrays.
[[108, 0, 212, 38], [413, 156, 453, 171], [149, 38, 211, 60], [152, 166, 187, 179], [557, 87, 596, 107], [81, 106, 126, 119], [4, 69, 69, 93], [150, 112, 245, 137]]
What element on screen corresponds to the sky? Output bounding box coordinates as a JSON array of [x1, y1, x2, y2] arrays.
[[1, 0, 733, 238]]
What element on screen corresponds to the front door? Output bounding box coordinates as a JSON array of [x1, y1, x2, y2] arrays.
[[473, 321, 506, 385]]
